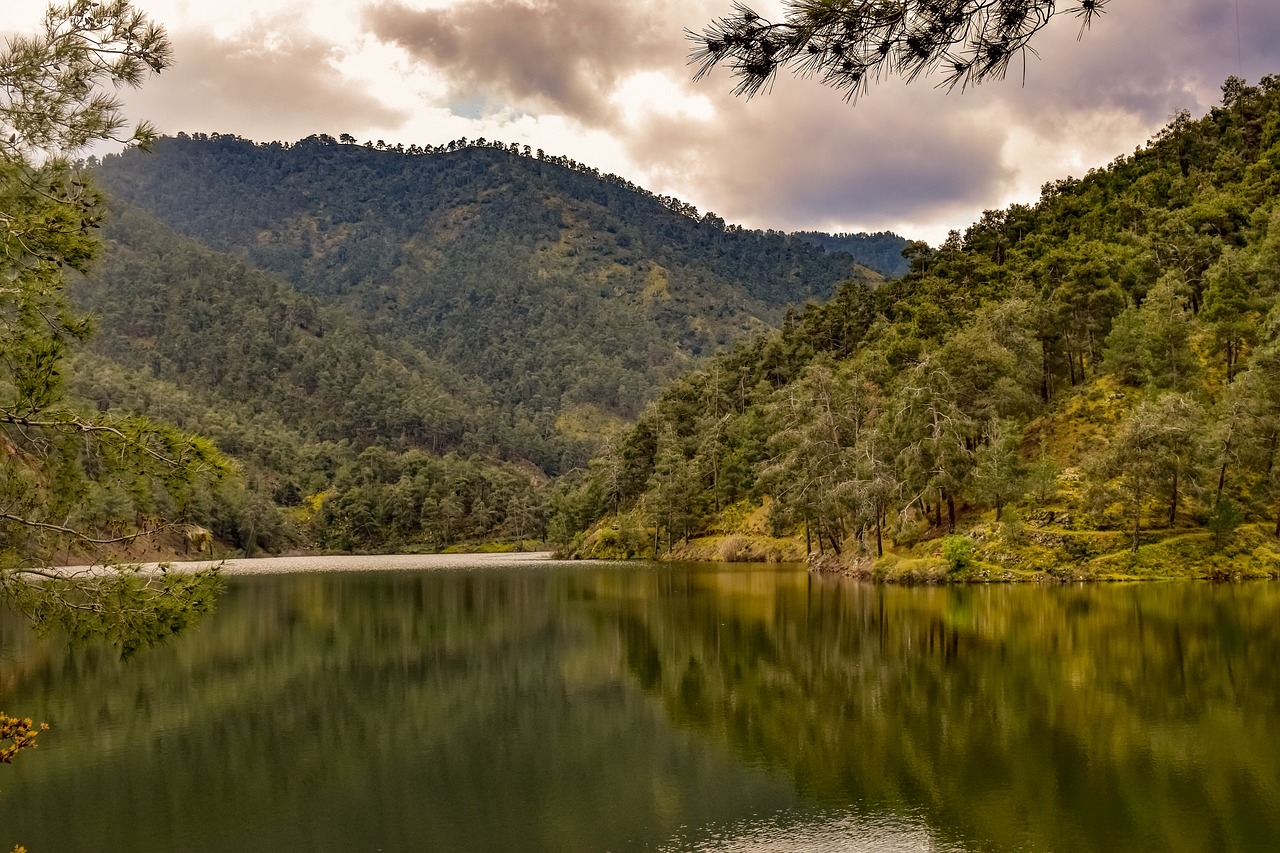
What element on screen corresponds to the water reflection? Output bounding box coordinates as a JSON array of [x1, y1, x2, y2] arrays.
[[594, 568, 1280, 853], [2, 559, 1279, 853], [662, 810, 957, 853]]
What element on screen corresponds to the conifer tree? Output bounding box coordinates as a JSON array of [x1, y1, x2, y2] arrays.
[[1, 1, 225, 653], [690, 1, 1110, 101]]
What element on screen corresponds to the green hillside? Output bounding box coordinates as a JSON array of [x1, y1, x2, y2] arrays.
[[63, 138, 894, 554], [66, 205, 559, 553], [91, 135, 876, 424], [557, 75, 1280, 579]]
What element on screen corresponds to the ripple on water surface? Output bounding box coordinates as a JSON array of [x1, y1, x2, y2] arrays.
[[662, 810, 964, 853]]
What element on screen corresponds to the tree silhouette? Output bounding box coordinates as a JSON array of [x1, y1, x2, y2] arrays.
[[690, 0, 1110, 101]]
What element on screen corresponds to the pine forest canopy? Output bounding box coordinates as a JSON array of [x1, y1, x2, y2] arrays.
[[12, 0, 1277, 587], [1, 1, 223, 663], [6, 0, 1277, 820], [690, 0, 1111, 100]]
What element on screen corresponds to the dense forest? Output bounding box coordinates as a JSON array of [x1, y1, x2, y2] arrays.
[[67, 78, 1280, 570], [63, 138, 901, 555], [90, 134, 878, 429], [552, 76, 1280, 578]]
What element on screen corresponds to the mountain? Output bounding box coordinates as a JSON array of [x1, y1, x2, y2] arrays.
[[70, 205, 501, 467], [62, 135, 890, 553], [90, 135, 877, 429]]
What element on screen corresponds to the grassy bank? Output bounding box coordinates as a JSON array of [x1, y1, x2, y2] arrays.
[[810, 522, 1280, 583], [570, 499, 1280, 582]]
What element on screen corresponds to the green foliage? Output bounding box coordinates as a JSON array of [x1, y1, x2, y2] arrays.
[[1089, 392, 1206, 549], [689, 1, 1107, 101], [574, 75, 1280, 572], [1, 0, 169, 160], [1, 564, 222, 657], [1026, 438, 1059, 505], [91, 134, 871, 435], [791, 230, 910, 277], [971, 419, 1025, 521], [312, 449, 544, 552], [58, 129, 909, 555], [1, 1, 227, 651], [941, 536, 974, 573]]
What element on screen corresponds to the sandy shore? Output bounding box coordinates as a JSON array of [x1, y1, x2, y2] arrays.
[[55, 551, 571, 576]]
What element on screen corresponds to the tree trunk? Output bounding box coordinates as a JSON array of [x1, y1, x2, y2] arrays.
[[875, 512, 883, 558], [1132, 490, 1142, 553], [947, 494, 956, 534], [1040, 339, 1051, 402], [1217, 460, 1228, 503], [825, 524, 842, 555], [1168, 468, 1179, 527], [805, 518, 812, 555]]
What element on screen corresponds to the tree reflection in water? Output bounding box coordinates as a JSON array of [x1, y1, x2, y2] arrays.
[[2, 560, 1278, 853]]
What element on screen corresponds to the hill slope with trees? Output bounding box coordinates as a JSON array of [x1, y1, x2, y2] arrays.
[[62, 136, 899, 554], [90, 135, 881, 427], [67, 205, 554, 554], [554, 75, 1280, 580]]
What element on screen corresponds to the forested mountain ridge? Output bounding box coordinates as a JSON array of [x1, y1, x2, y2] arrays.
[[63, 137, 890, 555], [73, 207, 489, 458], [90, 135, 878, 426], [555, 76, 1280, 579], [791, 230, 910, 277]]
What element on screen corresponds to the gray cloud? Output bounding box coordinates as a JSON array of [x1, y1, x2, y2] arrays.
[[358, 0, 1280, 238], [984, 0, 1280, 128], [635, 0, 1280, 236], [630, 80, 1012, 232], [123, 25, 406, 142], [363, 0, 717, 125]]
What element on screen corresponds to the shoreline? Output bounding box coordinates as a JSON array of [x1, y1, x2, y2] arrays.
[[50, 551, 566, 576]]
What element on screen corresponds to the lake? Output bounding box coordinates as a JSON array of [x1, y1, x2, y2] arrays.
[[2, 554, 1278, 852]]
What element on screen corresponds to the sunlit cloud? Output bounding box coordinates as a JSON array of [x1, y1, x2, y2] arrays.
[[118, 23, 407, 143], [9, 0, 1275, 244]]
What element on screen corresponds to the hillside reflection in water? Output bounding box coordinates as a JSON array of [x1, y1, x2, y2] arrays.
[[2, 557, 1278, 852]]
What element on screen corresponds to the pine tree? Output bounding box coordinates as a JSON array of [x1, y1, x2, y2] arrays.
[[1, 1, 226, 654]]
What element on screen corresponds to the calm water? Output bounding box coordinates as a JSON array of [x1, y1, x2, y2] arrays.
[[2, 556, 1278, 852]]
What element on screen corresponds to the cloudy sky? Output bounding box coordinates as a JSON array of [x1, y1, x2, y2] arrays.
[[8, 0, 1279, 243]]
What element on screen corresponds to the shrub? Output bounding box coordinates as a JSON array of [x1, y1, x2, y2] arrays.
[[941, 536, 974, 572]]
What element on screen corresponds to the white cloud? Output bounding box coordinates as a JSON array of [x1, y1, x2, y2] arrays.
[[117, 23, 407, 143]]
